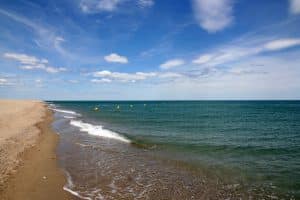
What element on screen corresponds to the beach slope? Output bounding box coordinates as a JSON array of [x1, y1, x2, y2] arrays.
[[0, 100, 73, 200]]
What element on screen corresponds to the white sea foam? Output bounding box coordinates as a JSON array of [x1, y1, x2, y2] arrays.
[[70, 120, 130, 143], [63, 187, 92, 200], [63, 171, 92, 200], [63, 115, 76, 119], [48, 103, 56, 108], [52, 108, 81, 116]]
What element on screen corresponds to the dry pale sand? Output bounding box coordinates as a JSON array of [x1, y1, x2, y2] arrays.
[[0, 100, 75, 200]]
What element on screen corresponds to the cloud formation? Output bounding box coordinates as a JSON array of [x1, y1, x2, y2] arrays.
[[138, 0, 154, 8], [192, 0, 234, 33], [92, 38, 300, 85], [0, 77, 16, 86], [3, 53, 67, 73], [80, 0, 121, 13], [91, 78, 112, 83], [104, 53, 128, 63], [160, 59, 185, 70], [192, 38, 300, 67], [290, 0, 300, 14], [0, 78, 8, 85], [192, 54, 214, 65], [80, 0, 154, 13], [92, 70, 156, 82], [0, 9, 70, 57], [264, 38, 300, 51]]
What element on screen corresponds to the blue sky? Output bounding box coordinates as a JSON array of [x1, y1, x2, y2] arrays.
[[1, 0, 300, 100]]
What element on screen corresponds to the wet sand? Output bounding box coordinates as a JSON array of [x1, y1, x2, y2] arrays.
[[0, 100, 74, 200]]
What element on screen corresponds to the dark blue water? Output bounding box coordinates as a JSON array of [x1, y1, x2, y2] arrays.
[[49, 101, 300, 199]]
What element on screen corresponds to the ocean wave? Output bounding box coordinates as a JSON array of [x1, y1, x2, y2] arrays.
[[70, 120, 130, 143], [63, 116, 76, 119], [47, 103, 56, 108], [52, 108, 81, 116]]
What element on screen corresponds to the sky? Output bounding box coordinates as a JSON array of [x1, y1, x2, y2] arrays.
[[0, 0, 300, 100]]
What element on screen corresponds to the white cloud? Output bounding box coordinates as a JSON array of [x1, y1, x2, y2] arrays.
[[192, 0, 234, 33], [91, 78, 112, 83], [160, 59, 185, 70], [138, 0, 154, 8], [94, 70, 112, 76], [3, 53, 67, 73], [91, 69, 187, 84], [20, 65, 40, 70], [104, 53, 128, 63], [45, 67, 67, 73], [84, 52, 300, 100], [290, 0, 300, 14], [192, 54, 214, 65], [80, 0, 154, 13], [0, 8, 44, 34], [264, 38, 300, 51], [0, 78, 7, 85], [80, 0, 121, 13], [53, 36, 70, 57], [3, 53, 40, 65], [0, 77, 16, 86], [192, 38, 300, 67], [93, 70, 156, 82], [192, 48, 260, 67], [98, 0, 120, 11], [158, 72, 183, 79], [0, 9, 72, 58]]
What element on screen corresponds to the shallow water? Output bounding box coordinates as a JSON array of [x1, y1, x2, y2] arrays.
[[49, 101, 300, 199]]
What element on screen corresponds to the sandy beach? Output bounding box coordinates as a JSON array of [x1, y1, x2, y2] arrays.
[[0, 100, 74, 200]]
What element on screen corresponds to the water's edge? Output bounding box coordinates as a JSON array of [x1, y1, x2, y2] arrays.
[[48, 101, 300, 199]]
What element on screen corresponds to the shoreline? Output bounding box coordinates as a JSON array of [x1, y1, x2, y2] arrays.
[[0, 100, 75, 200], [51, 101, 298, 199]]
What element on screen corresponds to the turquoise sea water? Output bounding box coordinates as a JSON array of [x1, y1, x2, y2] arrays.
[[49, 101, 300, 199]]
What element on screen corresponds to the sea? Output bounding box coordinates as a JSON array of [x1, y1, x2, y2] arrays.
[[47, 101, 300, 199]]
